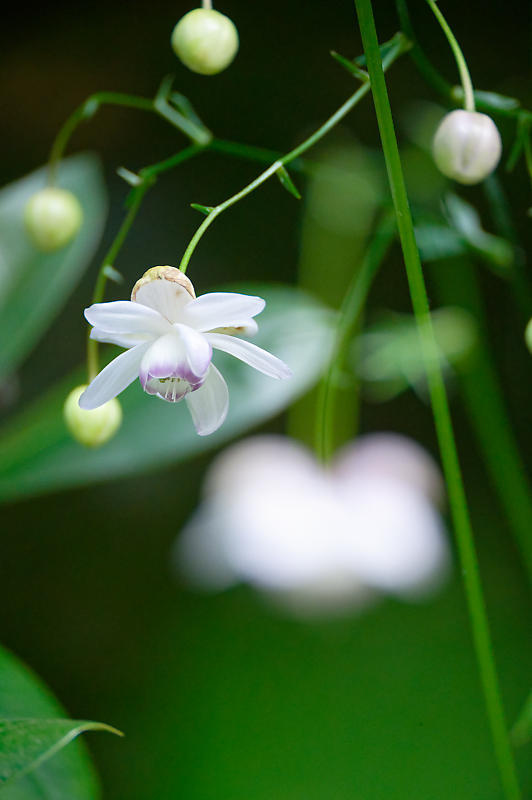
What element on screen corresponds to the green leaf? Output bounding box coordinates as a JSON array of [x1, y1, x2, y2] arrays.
[[0, 646, 104, 798], [451, 86, 521, 112], [0, 154, 107, 380], [276, 166, 302, 200], [190, 203, 214, 215], [330, 50, 369, 81], [0, 719, 122, 789], [443, 193, 516, 275], [355, 306, 477, 401], [415, 223, 468, 261], [0, 285, 334, 503]]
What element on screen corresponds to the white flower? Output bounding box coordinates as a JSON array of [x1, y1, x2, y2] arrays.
[[79, 266, 292, 436], [177, 434, 450, 618], [432, 110, 502, 185]]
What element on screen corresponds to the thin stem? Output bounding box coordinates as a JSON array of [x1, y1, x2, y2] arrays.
[[315, 216, 395, 462], [86, 145, 202, 381], [202, 0, 213, 8], [425, 0, 475, 111], [178, 33, 410, 273], [49, 89, 210, 185], [354, 2, 521, 799]]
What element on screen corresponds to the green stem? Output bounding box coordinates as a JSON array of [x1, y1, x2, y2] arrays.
[[178, 33, 410, 274], [48, 89, 210, 185], [432, 259, 532, 582], [315, 215, 395, 461], [425, 0, 475, 111], [354, 2, 522, 799], [86, 145, 202, 381]]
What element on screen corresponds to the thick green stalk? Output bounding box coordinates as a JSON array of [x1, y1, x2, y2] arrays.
[[178, 33, 410, 274], [315, 216, 395, 461], [354, 2, 522, 799]]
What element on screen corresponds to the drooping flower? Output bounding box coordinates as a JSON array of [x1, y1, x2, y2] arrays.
[[177, 434, 450, 618], [432, 109, 502, 185], [79, 266, 292, 435]]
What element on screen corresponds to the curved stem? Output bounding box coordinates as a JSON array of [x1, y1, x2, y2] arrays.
[[354, 2, 522, 799], [178, 33, 410, 274], [425, 0, 475, 111], [315, 216, 396, 461]]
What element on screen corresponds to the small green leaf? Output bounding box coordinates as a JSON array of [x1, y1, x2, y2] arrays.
[[0, 719, 122, 789], [116, 166, 143, 186], [0, 154, 107, 380], [276, 166, 302, 200], [355, 32, 411, 67], [0, 285, 334, 503], [415, 223, 467, 261], [451, 86, 520, 112], [444, 193, 515, 274], [330, 51, 369, 81], [191, 203, 214, 215], [81, 97, 100, 119], [102, 265, 124, 284]]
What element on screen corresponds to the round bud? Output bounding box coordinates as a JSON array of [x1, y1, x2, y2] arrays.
[[171, 9, 239, 75], [64, 385, 122, 448], [525, 319, 532, 354], [24, 187, 83, 252], [432, 110, 502, 185]]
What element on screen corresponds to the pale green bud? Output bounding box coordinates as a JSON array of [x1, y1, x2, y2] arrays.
[[24, 187, 83, 251], [171, 8, 239, 75], [64, 385, 122, 448], [432, 110, 502, 185]]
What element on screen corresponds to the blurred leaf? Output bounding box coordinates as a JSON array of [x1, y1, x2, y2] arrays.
[[0, 719, 121, 790], [355, 307, 477, 401], [415, 223, 468, 261], [116, 166, 143, 186], [443, 193, 515, 275], [451, 86, 520, 111], [102, 265, 124, 284], [0, 285, 334, 503], [276, 166, 302, 200], [0, 154, 107, 380], [0, 646, 103, 799], [511, 690, 532, 747]]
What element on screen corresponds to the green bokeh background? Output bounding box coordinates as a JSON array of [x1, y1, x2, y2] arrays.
[[1, 1, 531, 797]]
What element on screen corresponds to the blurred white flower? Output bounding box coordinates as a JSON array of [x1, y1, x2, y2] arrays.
[[177, 434, 450, 617], [79, 266, 292, 436]]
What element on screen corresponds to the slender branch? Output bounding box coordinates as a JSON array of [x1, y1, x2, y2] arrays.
[[354, 2, 522, 799], [177, 34, 411, 274], [315, 215, 396, 461], [425, 0, 475, 111]]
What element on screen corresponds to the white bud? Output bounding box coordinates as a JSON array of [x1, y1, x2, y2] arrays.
[[64, 385, 122, 447], [24, 187, 83, 252], [171, 8, 239, 75], [432, 110, 502, 185]]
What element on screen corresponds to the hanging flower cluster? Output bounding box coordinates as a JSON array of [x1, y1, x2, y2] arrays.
[[79, 266, 292, 436], [177, 433, 450, 617]]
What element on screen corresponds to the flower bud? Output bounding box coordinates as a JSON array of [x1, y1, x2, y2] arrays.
[[64, 385, 122, 447], [525, 318, 532, 354], [24, 187, 83, 252], [432, 110, 502, 185], [171, 8, 239, 75]]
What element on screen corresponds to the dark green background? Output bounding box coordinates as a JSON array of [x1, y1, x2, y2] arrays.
[[1, 1, 531, 797]]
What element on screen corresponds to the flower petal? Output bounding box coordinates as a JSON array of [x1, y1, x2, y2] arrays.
[[90, 328, 156, 349], [185, 365, 229, 436], [174, 323, 213, 378], [85, 301, 170, 337], [205, 333, 292, 379], [182, 293, 265, 332], [134, 278, 193, 322], [79, 342, 150, 409], [210, 318, 259, 337], [140, 333, 184, 382]]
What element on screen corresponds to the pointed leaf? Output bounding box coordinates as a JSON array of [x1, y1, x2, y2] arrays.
[[0, 154, 107, 379], [0, 719, 122, 789], [191, 203, 214, 216], [330, 51, 369, 81], [0, 646, 103, 798], [0, 285, 334, 503], [276, 166, 302, 200]]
